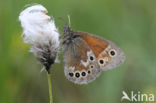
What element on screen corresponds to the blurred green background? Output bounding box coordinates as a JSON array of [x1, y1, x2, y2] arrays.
[[0, 0, 156, 103]]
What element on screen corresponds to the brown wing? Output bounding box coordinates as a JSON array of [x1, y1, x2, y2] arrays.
[[63, 36, 101, 84], [77, 32, 109, 57], [77, 31, 125, 71]]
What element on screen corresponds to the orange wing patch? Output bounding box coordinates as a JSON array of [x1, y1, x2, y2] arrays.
[[77, 31, 113, 69], [77, 32, 109, 57]]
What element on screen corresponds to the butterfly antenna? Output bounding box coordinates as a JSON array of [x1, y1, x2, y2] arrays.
[[67, 15, 71, 27]]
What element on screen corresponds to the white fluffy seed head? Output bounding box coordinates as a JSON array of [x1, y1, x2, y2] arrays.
[[19, 4, 60, 72], [19, 4, 59, 45]]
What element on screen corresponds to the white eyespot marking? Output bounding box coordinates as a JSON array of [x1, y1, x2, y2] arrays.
[[98, 57, 108, 67], [90, 65, 94, 69], [81, 71, 87, 77], [88, 70, 91, 74], [87, 50, 96, 62], [89, 56, 94, 61], [98, 58, 105, 66], [81, 50, 95, 67], [109, 49, 117, 57], [75, 71, 81, 78], [68, 72, 74, 77], [81, 60, 89, 67]]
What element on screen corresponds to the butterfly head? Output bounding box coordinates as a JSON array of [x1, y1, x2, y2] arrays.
[[63, 25, 72, 35], [62, 25, 81, 45]]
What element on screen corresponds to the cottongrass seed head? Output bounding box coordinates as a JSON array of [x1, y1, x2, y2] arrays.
[[19, 4, 60, 73]]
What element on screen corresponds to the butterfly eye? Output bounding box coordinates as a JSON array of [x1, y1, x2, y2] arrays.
[[109, 49, 117, 57], [75, 72, 80, 78], [72, 35, 80, 39]]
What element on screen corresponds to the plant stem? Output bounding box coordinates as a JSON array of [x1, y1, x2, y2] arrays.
[[47, 72, 53, 103]]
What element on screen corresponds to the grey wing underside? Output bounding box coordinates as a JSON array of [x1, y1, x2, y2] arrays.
[[100, 40, 125, 71]]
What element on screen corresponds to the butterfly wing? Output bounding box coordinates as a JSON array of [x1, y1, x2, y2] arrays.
[[77, 31, 125, 71], [62, 27, 101, 84]]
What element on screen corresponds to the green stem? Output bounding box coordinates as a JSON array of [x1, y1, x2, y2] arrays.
[[47, 72, 53, 103]]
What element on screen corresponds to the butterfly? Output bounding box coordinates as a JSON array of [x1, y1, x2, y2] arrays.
[[62, 25, 125, 84]]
